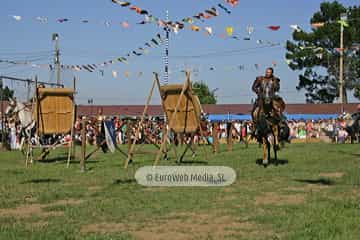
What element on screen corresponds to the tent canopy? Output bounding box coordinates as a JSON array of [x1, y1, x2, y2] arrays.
[[207, 113, 339, 122]]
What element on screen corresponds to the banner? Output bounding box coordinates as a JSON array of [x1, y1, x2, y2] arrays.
[[104, 120, 117, 153]]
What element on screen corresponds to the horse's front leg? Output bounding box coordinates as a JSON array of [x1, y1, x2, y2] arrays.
[[272, 124, 280, 150], [262, 137, 268, 167]]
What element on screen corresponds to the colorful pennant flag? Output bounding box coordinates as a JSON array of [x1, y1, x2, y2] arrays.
[[226, 26, 234, 36], [267, 25, 280, 31]]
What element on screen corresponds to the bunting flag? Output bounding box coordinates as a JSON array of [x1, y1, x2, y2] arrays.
[[246, 25, 254, 37], [12, 15, 22, 21], [57, 18, 69, 23], [217, 4, 231, 14], [225, 0, 239, 7], [267, 25, 280, 31], [121, 21, 130, 28], [110, 0, 239, 33], [111, 0, 131, 7], [26, 32, 165, 73], [204, 27, 213, 35], [35, 16, 48, 23], [226, 26, 234, 36], [191, 25, 201, 32]]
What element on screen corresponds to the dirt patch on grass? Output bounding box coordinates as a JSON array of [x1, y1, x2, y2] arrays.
[[0, 204, 63, 218], [284, 184, 330, 192], [0, 198, 84, 219], [88, 186, 103, 191], [49, 199, 84, 206], [27, 221, 49, 229], [81, 212, 274, 239], [81, 223, 129, 234], [319, 172, 345, 178], [255, 192, 306, 206]]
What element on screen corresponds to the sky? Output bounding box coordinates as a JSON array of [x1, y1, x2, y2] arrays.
[[0, 0, 358, 105]]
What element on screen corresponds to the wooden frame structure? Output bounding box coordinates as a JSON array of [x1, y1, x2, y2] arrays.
[[125, 71, 208, 168], [26, 83, 76, 166], [77, 116, 128, 172]]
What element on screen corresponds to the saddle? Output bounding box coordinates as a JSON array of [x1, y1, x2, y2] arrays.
[[252, 97, 285, 124], [251, 96, 288, 142]]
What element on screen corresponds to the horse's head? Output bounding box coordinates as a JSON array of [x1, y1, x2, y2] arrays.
[[5, 98, 17, 117], [260, 79, 275, 108]]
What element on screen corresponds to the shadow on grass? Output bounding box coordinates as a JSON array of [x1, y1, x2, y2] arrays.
[[255, 158, 289, 166], [64, 160, 100, 164], [178, 160, 209, 165], [294, 178, 335, 186], [37, 156, 69, 163], [21, 178, 61, 184], [337, 150, 360, 158], [112, 179, 137, 185]]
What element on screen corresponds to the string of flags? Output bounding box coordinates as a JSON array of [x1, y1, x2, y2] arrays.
[[0, 33, 165, 72], [9, 14, 136, 29], [88, 60, 285, 79], [110, 0, 238, 33], [3, 42, 358, 74], [7, 16, 350, 43], [58, 33, 165, 72]]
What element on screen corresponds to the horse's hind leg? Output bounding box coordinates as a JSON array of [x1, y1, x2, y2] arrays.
[[273, 142, 278, 166], [273, 125, 280, 151]]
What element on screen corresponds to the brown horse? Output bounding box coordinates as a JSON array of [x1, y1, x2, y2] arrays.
[[252, 79, 284, 167]]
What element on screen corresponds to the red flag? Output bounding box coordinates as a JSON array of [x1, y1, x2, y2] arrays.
[[267, 26, 280, 31], [225, 0, 239, 7], [130, 6, 142, 14]]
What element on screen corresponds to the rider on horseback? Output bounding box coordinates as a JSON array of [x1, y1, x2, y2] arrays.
[[251, 67, 285, 135]]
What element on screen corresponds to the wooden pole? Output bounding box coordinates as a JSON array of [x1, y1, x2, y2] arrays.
[[227, 122, 233, 152], [212, 123, 219, 153], [125, 78, 156, 168], [154, 73, 188, 166], [67, 77, 76, 167], [80, 118, 86, 172], [127, 120, 132, 154]]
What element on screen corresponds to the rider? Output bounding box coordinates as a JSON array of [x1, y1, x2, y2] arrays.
[[251, 67, 284, 131]]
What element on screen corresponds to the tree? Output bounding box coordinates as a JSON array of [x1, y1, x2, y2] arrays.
[[285, 1, 360, 103], [0, 79, 14, 101], [192, 81, 217, 104]]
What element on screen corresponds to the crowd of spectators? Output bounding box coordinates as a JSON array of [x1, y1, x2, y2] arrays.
[[0, 114, 355, 150]]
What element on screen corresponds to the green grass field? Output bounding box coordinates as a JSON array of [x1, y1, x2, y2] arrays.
[[0, 142, 359, 240]]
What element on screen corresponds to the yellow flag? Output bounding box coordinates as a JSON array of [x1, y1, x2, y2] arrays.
[[226, 26, 233, 36], [190, 25, 200, 32]]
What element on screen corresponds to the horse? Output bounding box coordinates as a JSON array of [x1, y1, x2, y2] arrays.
[[4, 98, 50, 163], [252, 79, 285, 167], [5, 98, 36, 149], [343, 112, 360, 144]]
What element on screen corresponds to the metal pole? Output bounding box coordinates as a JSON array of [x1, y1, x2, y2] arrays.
[[53, 33, 61, 87], [163, 10, 169, 85], [339, 13, 347, 111], [339, 19, 344, 110]]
